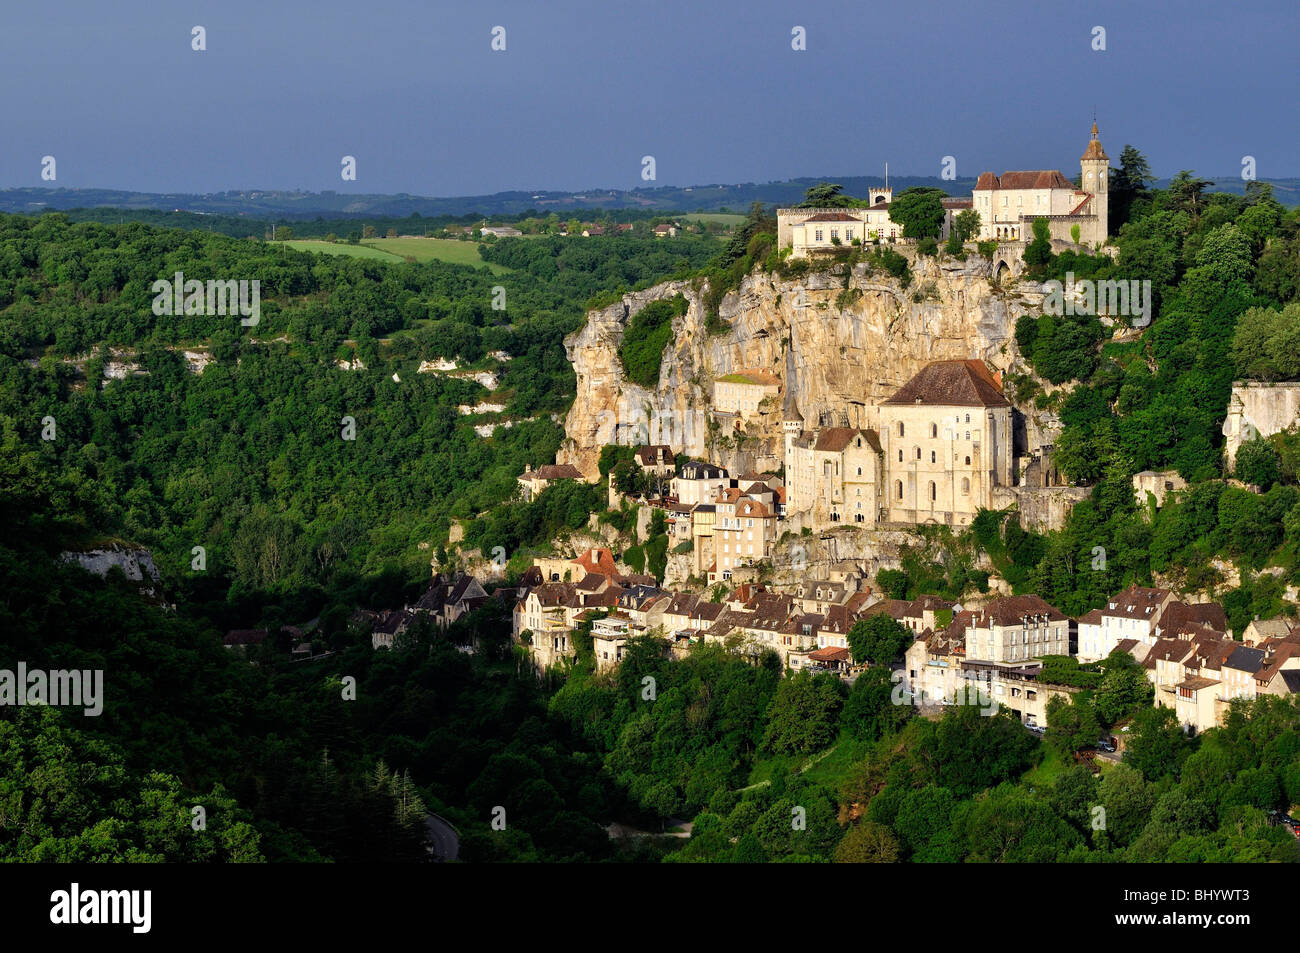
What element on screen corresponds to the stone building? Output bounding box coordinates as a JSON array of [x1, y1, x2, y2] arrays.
[[516, 463, 584, 501], [878, 360, 1013, 526], [777, 189, 973, 257], [783, 426, 882, 527], [962, 594, 1070, 664], [713, 370, 780, 417], [972, 122, 1109, 244], [712, 493, 777, 581], [777, 122, 1109, 253]]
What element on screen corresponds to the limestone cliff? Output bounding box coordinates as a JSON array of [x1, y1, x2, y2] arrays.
[[558, 250, 1061, 478]]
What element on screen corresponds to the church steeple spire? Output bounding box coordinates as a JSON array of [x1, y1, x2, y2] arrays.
[[1082, 120, 1108, 161]]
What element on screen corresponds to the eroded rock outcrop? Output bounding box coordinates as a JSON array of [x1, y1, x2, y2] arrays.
[[559, 252, 1059, 479]]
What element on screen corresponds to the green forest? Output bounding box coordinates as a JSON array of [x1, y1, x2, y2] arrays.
[[5, 152, 1300, 862]]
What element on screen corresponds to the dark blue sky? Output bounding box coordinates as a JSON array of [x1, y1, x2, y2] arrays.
[[3, 0, 1295, 195]]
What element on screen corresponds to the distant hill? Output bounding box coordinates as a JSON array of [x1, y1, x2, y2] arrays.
[[3, 174, 1294, 230]]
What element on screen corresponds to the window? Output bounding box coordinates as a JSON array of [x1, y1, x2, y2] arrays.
[[898, 422, 904, 436], [930, 450, 936, 463], [896, 480, 903, 499], [814, 229, 823, 241], [965, 432, 970, 440], [964, 455, 971, 465], [916, 447, 921, 459], [856, 466, 862, 475], [928, 482, 937, 501], [930, 423, 938, 438], [961, 478, 970, 495], [898, 449, 903, 462], [965, 414, 970, 423]]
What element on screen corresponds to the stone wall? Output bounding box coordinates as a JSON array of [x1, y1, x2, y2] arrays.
[[1223, 381, 1300, 465]]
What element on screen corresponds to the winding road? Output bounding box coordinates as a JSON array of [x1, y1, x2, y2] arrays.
[[425, 813, 460, 862]]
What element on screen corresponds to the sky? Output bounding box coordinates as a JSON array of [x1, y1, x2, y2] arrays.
[[2, 0, 1296, 196]]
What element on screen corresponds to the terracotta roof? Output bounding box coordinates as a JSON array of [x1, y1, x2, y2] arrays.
[[971, 594, 1068, 627], [865, 599, 914, 621], [882, 360, 1009, 408], [809, 647, 851, 662], [1176, 676, 1220, 693], [1081, 122, 1109, 161], [1103, 585, 1172, 621], [1159, 601, 1228, 635], [974, 170, 1075, 191], [940, 198, 973, 209], [634, 444, 673, 466], [1078, 609, 1104, 624], [803, 211, 861, 222], [573, 547, 619, 578]]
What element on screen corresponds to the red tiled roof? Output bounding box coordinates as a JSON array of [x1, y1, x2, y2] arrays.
[[573, 547, 619, 578], [974, 170, 1075, 191], [803, 211, 861, 222]]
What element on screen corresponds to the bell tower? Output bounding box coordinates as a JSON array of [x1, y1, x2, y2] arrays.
[[1080, 120, 1110, 241]]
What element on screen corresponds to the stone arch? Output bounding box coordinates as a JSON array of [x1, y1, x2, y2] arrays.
[[994, 259, 1011, 283]]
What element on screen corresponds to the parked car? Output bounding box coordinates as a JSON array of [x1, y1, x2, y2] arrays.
[[1097, 737, 1117, 753]]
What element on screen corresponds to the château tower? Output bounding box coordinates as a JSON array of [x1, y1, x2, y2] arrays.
[[1080, 121, 1110, 240]]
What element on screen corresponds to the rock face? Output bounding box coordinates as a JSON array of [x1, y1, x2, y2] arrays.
[[60, 544, 165, 601], [1223, 381, 1300, 465], [559, 251, 1059, 479]]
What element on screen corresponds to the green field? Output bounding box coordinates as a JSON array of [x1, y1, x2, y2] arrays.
[[284, 240, 400, 261], [284, 237, 513, 273], [682, 213, 746, 228]]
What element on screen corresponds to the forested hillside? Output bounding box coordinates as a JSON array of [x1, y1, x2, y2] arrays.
[[0, 211, 724, 861], [0, 214, 720, 605]]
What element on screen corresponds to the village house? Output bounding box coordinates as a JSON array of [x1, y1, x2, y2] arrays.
[[592, 614, 633, 672], [634, 444, 676, 477], [1243, 616, 1300, 646], [1078, 585, 1175, 661], [962, 594, 1070, 664], [408, 573, 489, 631], [783, 425, 882, 528], [904, 611, 971, 706], [673, 461, 729, 506], [711, 492, 777, 581], [517, 462, 584, 501]]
